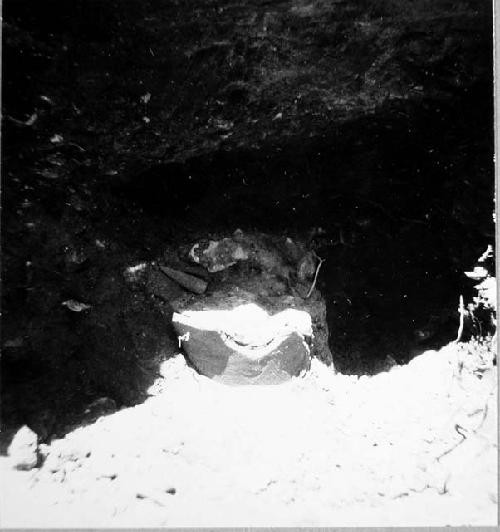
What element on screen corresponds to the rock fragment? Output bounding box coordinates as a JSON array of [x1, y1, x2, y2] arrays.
[[189, 238, 249, 272], [7, 425, 39, 470], [297, 251, 317, 283], [159, 265, 208, 294], [147, 269, 184, 301], [172, 302, 311, 384]]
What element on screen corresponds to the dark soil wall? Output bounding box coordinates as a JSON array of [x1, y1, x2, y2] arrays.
[[1, 0, 494, 436]]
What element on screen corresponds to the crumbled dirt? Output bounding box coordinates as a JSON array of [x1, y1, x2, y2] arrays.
[[1, 341, 496, 527]]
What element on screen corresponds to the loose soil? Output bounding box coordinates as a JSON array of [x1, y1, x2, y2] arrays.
[[1, 341, 497, 527]]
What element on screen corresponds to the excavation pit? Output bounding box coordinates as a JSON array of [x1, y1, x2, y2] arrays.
[[1, 0, 494, 438]]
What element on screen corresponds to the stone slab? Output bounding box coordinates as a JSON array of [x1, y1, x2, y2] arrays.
[[172, 303, 311, 385]]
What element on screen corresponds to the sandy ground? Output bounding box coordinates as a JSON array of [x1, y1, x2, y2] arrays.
[[1, 342, 497, 527]]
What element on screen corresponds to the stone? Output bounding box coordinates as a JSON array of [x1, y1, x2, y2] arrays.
[[123, 262, 148, 284], [189, 238, 249, 272], [146, 269, 184, 301], [172, 303, 311, 384], [188, 232, 298, 281], [7, 425, 39, 470], [282, 237, 303, 263], [297, 251, 317, 283], [159, 265, 207, 294], [61, 299, 92, 312]]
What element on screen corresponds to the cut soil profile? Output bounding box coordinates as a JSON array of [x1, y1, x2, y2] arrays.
[[2, 91, 494, 432], [0, 0, 497, 526]]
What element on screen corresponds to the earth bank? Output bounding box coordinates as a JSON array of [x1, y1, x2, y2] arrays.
[[1, 0, 495, 443]]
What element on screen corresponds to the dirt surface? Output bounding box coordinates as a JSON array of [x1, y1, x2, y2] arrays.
[[3, 0, 493, 161], [1, 340, 497, 527]]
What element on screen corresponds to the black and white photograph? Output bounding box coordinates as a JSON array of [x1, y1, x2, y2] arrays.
[[0, 0, 497, 527]]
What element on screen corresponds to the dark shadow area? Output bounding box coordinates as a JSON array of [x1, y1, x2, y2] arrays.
[[1, 0, 494, 443], [115, 83, 493, 372]]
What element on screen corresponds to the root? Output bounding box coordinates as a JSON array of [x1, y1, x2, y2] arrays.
[[455, 294, 465, 343], [306, 253, 325, 298]]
